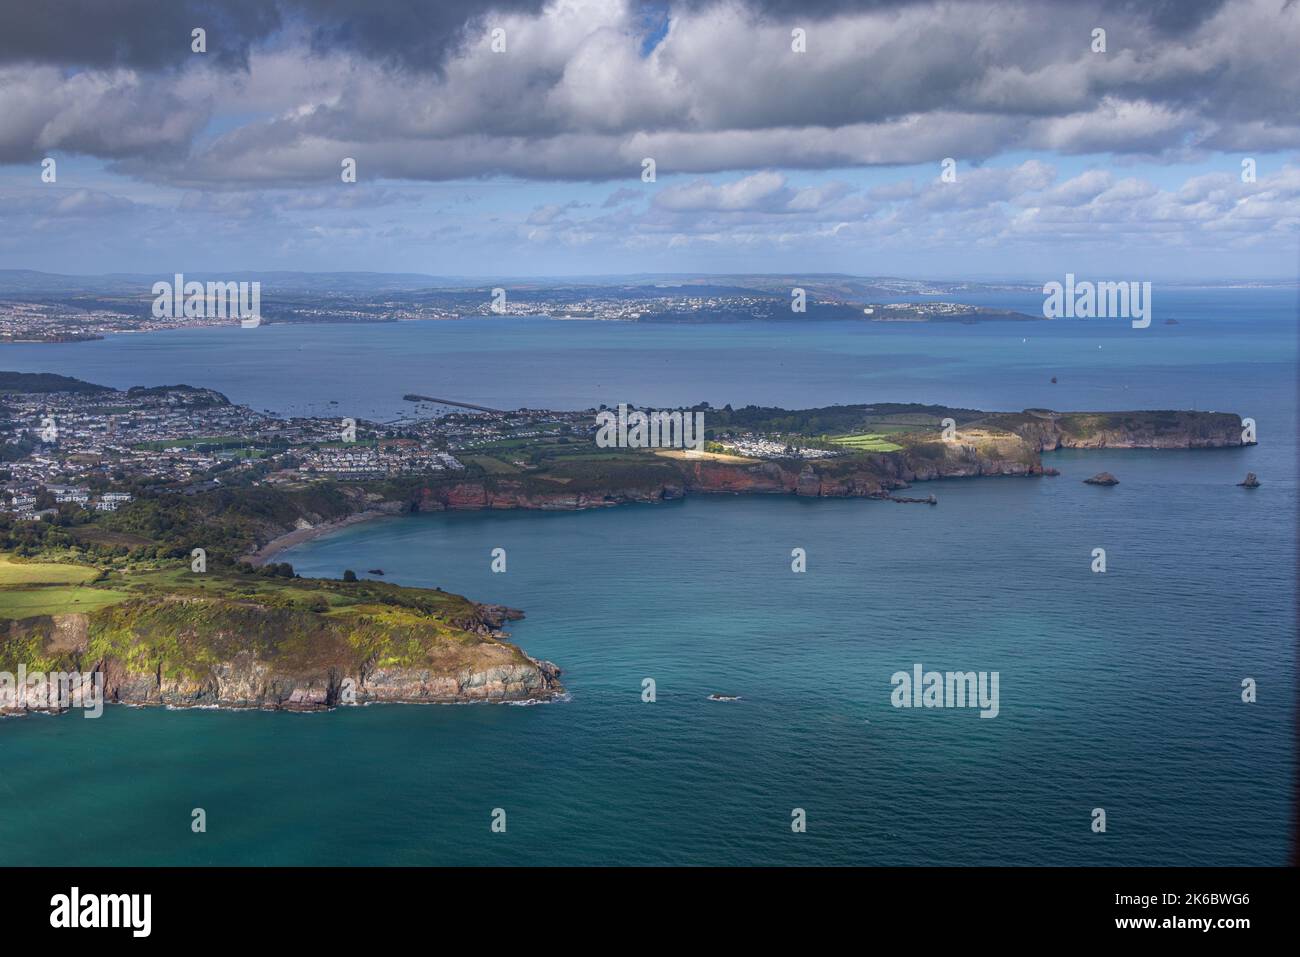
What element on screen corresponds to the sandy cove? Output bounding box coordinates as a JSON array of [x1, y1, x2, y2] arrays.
[[247, 509, 392, 566]]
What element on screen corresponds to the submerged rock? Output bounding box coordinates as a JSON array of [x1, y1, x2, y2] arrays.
[[1084, 472, 1119, 486], [1238, 472, 1261, 488]]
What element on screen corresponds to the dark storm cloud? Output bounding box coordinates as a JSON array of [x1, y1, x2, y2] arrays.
[[0, 0, 548, 72], [292, 0, 551, 71], [1, 0, 1297, 184], [1102, 0, 1232, 33], [0, 0, 281, 70], [0, 0, 1240, 73], [681, 0, 1230, 32]]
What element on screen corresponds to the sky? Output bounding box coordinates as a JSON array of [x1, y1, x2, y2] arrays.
[[0, 0, 1298, 280]]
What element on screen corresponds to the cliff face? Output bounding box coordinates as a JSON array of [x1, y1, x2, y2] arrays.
[[988, 410, 1249, 451], [213, 409, 1253, 555], [674, 457, 902, 496], [408, 435, 1045, 510], [1, 594, 563, 716], [397, 410, 1247, 516]]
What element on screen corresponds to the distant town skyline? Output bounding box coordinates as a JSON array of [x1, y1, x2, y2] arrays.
[[1, 0, 1297, 279]]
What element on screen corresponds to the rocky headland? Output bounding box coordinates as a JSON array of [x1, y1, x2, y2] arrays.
[[1, 579, 563, 716], [374, 408, 1247, 514], [1, 403, 1251, 719]]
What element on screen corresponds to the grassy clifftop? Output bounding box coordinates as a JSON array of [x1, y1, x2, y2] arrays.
[[1, 558, 561, 711], [979, 409, 1246, 450]]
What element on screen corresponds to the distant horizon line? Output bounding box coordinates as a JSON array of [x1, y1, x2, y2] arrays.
[[1, 267, 1296, 286]]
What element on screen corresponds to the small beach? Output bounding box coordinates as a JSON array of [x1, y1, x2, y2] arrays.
[[248, 509, 391, 565]]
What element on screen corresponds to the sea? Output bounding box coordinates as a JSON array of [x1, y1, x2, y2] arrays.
[[0, 287, 1294, 865]]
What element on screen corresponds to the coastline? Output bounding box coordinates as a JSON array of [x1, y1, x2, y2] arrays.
[[248, 508, 392, 565], [248, 419, 1250, 563], [0, 653, 566, 716]]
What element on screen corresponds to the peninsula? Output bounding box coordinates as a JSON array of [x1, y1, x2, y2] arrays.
[[1, 371, 1253, 716]]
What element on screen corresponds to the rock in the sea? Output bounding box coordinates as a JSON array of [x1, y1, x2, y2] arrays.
[[1084, 472, 1119, 486], [367, 568, 385, 575], [1238, 472, 1261, 488]]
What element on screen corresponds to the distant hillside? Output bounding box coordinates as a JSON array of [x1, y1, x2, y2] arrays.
[[0, 269, 456, 295], [126, 383, 229, 401], [2, 270, 1293, 298], [0, 371, 111, 394]]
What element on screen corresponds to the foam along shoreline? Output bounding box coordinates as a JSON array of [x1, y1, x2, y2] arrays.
[[248, 509, 390, 566]]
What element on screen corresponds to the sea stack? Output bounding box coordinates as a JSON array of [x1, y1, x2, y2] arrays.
[[1238, 472, 1261, 488], [1084, 472, 1119, 486]]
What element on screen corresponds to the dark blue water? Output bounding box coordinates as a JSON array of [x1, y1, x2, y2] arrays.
[[0, 289, 1292, 419], [0, 288, 1294, 865]]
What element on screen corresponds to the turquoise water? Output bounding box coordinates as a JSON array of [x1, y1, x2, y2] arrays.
[[0, 288, 1294, 865]]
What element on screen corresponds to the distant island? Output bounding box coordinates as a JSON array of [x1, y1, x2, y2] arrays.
[[0, 370, 1253, 717]]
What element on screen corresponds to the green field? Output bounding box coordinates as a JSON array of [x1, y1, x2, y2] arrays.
[[0, 556, 100, 586], [0, 556, 130, 618], [0, 585, 131, 619], [0, 553, 465, 621], [828, 433, 905, 452]]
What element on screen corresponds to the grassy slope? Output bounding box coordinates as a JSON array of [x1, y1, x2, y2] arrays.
[[0, 556, 100, 585], [828, 433, 906, 452], [0, 586, 131, 619], [0, 558, 526, 680], [0, 557, 128, 618]]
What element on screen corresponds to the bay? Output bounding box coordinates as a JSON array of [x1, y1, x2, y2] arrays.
[[0, 287, 1293, 865]]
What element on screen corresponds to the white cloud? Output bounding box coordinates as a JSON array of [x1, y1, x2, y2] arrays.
[[0, 0, 1290, 186]]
